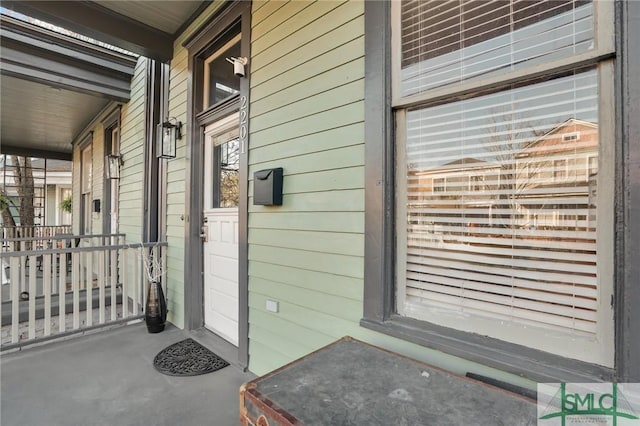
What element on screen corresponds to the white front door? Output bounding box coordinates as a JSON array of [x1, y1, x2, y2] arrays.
[[203, 113, 240, 346]]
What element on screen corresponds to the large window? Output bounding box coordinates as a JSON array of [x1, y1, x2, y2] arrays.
[[392, 0, 614, 367]]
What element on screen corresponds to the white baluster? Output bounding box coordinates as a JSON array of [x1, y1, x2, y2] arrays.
[[59, 250, 66, 333], [133, 248, 139, 315], [10, 257, 20, 343], [122, 247, 128, 318], [44, 254, 51, 336], [99, 249, 105, 324], [73, 251, 80, 330], [86, 251, 93, 327], [28, 255, 36, 340], [110, 248, 117, 321]]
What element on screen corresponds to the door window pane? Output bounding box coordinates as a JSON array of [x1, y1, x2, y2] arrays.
[[211, 127, 240, 208]]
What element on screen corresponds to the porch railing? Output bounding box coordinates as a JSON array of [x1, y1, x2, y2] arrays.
[[2, 225, 72, 241], [2, 232, 123, 253], [0, 236, 167, 349]]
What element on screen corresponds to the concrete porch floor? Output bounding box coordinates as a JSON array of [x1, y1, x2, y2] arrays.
[[1, 322, 255, 426]]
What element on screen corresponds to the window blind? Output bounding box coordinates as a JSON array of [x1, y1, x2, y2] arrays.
[[400, 0, 594, 97], [402, 69, 599, 335]]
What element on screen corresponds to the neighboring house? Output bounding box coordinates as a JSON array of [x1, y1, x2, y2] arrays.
[[0, 156, 72, 228], [1, 0, 638, 390]]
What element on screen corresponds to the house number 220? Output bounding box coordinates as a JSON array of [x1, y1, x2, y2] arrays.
[[240, 95, 248, 154]]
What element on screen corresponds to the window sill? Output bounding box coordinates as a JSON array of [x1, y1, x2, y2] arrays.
[[360, 314, 613, 383]]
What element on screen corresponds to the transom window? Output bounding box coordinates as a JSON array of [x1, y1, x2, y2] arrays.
[[393, 0, 614, 366], [203, 28, 241, 109]]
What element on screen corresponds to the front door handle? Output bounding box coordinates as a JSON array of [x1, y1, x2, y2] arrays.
[[200, 225, 208, 242]]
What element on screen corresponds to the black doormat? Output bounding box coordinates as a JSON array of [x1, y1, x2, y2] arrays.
[[153, 338, 229, 376]]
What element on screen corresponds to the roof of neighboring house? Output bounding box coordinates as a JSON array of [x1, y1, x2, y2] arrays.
[[517, 118, 598, 157]]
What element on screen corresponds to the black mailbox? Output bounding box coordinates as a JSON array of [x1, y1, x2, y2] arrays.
[[93, 199, 101, 213], [254, 168, 283, 206]]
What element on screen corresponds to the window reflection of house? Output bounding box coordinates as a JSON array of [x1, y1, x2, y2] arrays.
[[403, 116, 600, 349], [411, 119, 598, 233], [514, 119, 598, 231]]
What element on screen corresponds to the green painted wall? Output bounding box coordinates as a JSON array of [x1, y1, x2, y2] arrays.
[[247, 0, 536, 390], [119, 57, 148, 244], [248, 0, 367, 372]]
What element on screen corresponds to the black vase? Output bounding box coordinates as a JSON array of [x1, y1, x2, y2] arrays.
[[146, 280, 167, 333]]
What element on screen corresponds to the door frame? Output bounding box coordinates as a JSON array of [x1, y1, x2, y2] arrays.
[[184, 1, 250, 369]]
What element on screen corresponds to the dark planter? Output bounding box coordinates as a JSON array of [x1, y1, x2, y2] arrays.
[[146, 280, 167, 333]]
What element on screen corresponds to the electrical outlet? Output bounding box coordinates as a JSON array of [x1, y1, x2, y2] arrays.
[[266, 300, 279, 313]]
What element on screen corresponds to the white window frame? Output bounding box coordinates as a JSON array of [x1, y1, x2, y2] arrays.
[[80, 144, 93, 235], [56, 186, 72, 226], [392, 1, 616, 367], [106, 123, 120, 234]]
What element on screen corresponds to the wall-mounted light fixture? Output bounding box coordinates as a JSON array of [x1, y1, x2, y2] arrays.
[[157, 117, 182, 159], [105, 153, 123, 179], [225, 56, 248, 78]]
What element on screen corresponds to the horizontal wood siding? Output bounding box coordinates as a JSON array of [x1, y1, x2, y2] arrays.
[[119, 57, 147, 245], [248, 0, 366, 373], [246, 0, 536, 391], [165, 1, 225, 329]]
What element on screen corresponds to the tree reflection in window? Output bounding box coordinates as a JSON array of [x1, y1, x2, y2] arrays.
[[215, 137, 239, 208]]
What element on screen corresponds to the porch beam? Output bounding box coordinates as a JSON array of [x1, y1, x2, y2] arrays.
[[0, 146, 72, 161], [2, 1, 174, 62], [0, 15, 136, 102]]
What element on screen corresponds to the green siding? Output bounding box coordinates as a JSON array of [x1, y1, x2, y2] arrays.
[[249, 211, 364, 234], [249, 229, 363, 256], [249, 122, 363, 162], [119, 57, 148, 244], [251, 57, 365, 116], [246, 0, 536, 392], [252, 2, 338, 53], [249, 103, 364, 149], [256, 15, 362, 72], [250, 80, 364, 132], [248, 0, 367, 373]]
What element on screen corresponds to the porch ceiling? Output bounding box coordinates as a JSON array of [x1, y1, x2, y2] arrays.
[[0, 75, 109, 159], [95, 1, 206, 35], [0, 1, 208, 160], [0, 13, 138, 160]]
